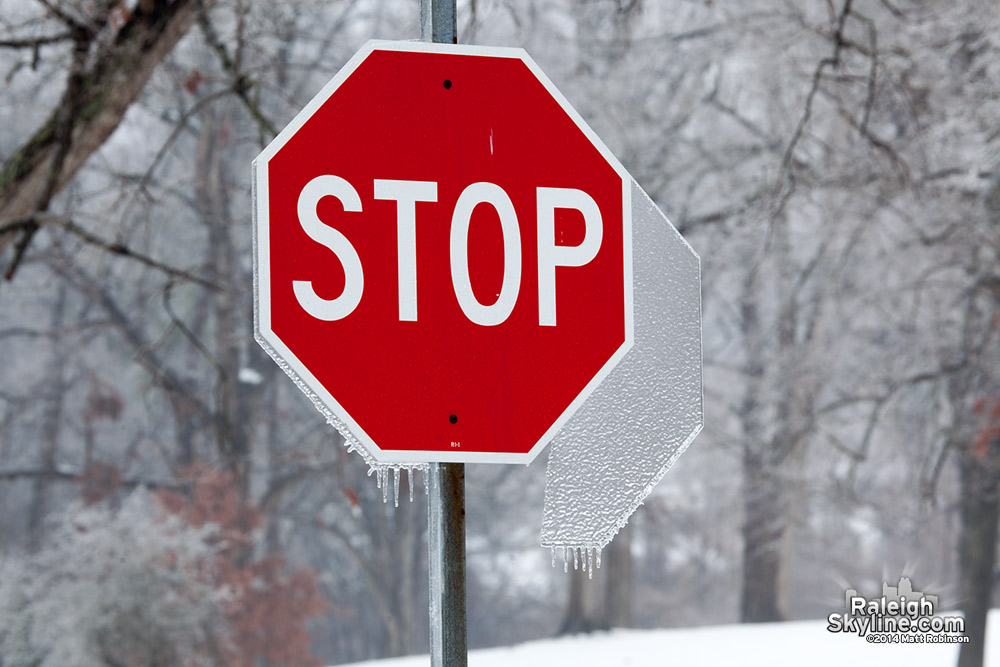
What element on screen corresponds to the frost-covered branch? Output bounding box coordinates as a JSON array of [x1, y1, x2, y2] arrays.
[[0, 211, 217, 287], [193, 0, 277, 139], [0, 467, 182, 490], [0, 31, 71, 49]]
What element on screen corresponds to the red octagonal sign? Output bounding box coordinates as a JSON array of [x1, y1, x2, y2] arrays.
[[254, 41, 633, 464]]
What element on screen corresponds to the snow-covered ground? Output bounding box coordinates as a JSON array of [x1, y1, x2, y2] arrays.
[[336, 612, 1000, 667]]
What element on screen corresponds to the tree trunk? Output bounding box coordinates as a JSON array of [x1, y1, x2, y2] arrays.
[[558, 563, 606, 635], [740, 447, 786, 623], [27, 285, 67, 550], [195, 104, 253, 493], [603, 523, 634, 629], [956, 436, 1000, 667], [738, 278, 788, 624], [394, 476, 421, 655]]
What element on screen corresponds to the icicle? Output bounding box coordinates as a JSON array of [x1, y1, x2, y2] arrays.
[[381, 469, 389, 503], [407, 468, 415, 503], [596, 548, 602, 570], [551, 547, 556, 569], [563, 547, 569, 573], [587, 547, 593, 579], [573, 547, 579, 571], [393, 467, 400, 507]]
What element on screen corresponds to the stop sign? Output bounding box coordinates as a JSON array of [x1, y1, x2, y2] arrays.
[[254, 41, 633, 464]]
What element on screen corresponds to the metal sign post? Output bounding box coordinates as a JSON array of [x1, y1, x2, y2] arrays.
[[421, 7, 466, 667], [427, 462, 467, 667], [421, 0, 456, 45]]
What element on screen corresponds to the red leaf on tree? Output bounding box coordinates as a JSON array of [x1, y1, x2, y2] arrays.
[[184, 67, 205, 94], [972, 397, 1000, 462]]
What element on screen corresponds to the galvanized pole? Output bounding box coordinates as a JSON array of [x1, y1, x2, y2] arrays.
[[421, 8, 466, 667], [421, 0, 457, 45], [426, 462, 467, 667]]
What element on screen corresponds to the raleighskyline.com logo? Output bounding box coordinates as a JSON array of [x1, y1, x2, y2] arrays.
[[827, 577, 968, 644]]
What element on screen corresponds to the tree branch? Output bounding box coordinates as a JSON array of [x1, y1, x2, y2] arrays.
[[0, 32, 72, 49], [194, 0, 277, 138], [1, 0, 205, 276], [0, 212, 217, 288], [49, 257, 214, 428], [0, 467, 183, 490], [781, 0, 854, 174], [37, 0, 94, 31]]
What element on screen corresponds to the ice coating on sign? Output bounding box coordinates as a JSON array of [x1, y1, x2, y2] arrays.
[[252, 161, 428, 498], [548, 545, 601, 578], [541, 179, 703, 553]]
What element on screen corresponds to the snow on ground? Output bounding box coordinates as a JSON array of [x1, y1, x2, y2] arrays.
[[336, 611, 1000, 667]]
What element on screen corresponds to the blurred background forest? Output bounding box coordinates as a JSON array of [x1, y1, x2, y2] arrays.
[[1, 0, 999, 666]]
